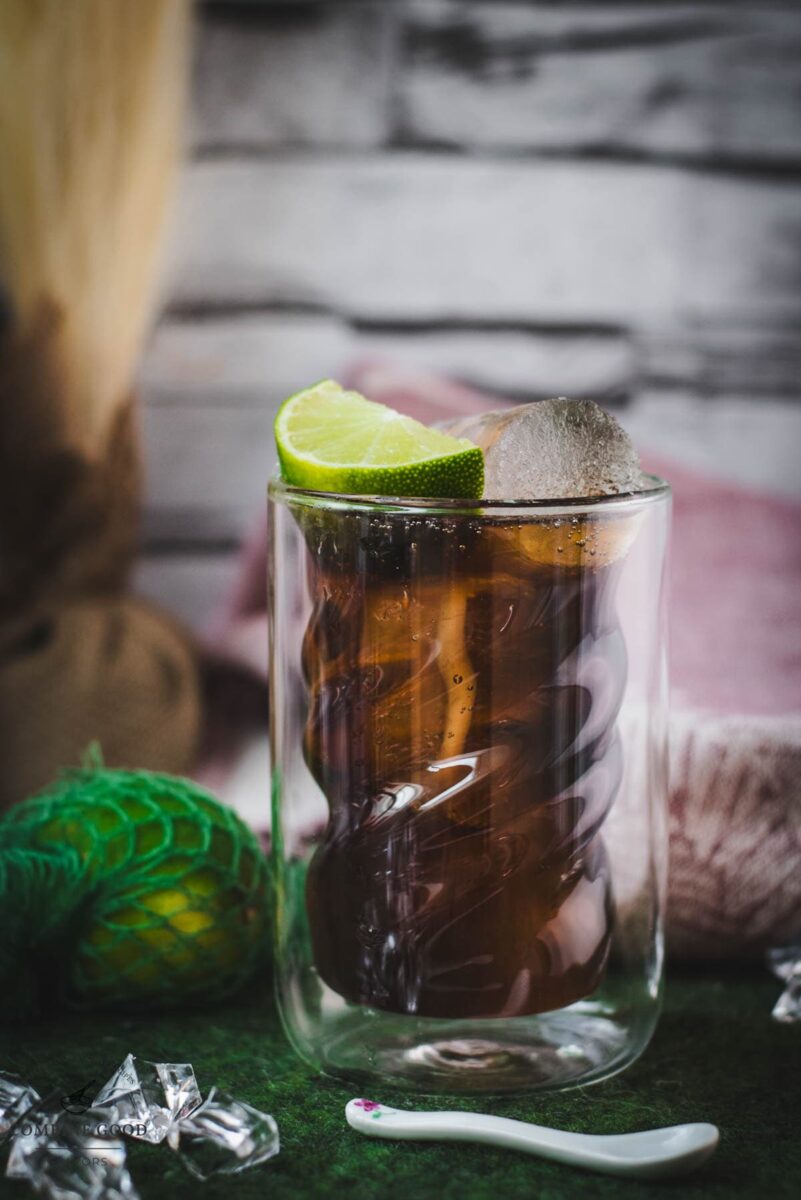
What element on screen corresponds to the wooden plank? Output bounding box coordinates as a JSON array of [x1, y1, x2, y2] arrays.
[[640, 322, 801, 397], [141, 313, 348, 408], [140, 312, 635, 405], [193, 2, 392, 150], [621, 389, 801, 499], [134, 551, 238, 629], [140, 400, 275, 544], [170, 157, 801, 325], [398, 3, 801, 164], [142, 312, 801, 408]]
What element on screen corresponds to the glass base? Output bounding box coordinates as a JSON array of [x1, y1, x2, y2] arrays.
[[284, 998, 658, 1095]]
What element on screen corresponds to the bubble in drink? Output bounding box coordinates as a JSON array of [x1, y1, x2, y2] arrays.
[[444, 398, 649, 500]]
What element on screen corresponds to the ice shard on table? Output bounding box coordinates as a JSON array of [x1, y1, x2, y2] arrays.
[[1, 1058, 279, 1197], [0, 1072, 40, 1137], [167, 1088, 280, 1179], [93, 1055, 202, 1145], [767, 945, 801, 1023], [7, 1105, 137, 1200]]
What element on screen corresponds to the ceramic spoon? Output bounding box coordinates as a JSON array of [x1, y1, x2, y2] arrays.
[[345, 1099, 719, 1181]]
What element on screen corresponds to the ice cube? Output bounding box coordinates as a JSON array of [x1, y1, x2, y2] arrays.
[[0, 1071, 40, 1136], [767, 945, 801, 1023], [168, 1087, 279, 1179], [7, 1105, 137, 1200], [93, 1055, 201, 1145], [444, 398, 649, 500]]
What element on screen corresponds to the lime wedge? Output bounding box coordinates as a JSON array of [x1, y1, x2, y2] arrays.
[[274, 380, 484, 498]]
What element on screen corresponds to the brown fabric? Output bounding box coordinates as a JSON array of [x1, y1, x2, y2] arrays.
[[0, 305, 140, 612], [0, 598, 201, 811], [0, 307, 202, 810]]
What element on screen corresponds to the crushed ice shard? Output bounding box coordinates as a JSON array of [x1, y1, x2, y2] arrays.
[[767, 945, 801, 1023], [168, 1087, 280, 1179], [0, 1072, 40, 1138], [7, 1104, 138, 1200], [94, 1055, 202, 1145]]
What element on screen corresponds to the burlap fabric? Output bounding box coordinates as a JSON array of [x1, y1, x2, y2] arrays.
[[0, 307, 201, 811]]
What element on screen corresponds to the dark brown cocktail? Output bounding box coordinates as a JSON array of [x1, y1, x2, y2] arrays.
[[301, 508, 631, 1019]]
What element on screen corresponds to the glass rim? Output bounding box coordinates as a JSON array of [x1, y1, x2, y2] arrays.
[[268, 473, 670, 515]]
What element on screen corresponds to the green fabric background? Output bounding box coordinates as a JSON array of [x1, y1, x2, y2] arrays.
[[1, 968, 798, 1200]]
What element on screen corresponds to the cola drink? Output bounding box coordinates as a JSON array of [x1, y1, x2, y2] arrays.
[[301, 507, 631, 1019]]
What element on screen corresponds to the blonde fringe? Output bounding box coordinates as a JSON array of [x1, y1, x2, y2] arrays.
[[0, 0, 191, 448]]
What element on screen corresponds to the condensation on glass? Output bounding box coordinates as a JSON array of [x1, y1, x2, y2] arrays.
[[268, 479, 670, 1094]]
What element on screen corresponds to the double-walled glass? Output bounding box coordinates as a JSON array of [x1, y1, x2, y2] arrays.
[[268, 479, 670, 1094]]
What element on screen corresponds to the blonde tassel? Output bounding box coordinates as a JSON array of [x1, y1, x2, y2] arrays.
[[0, 0, 191, 451]]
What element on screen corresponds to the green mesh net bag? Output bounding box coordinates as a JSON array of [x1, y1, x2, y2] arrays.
[[0, 765, 270, 1016]]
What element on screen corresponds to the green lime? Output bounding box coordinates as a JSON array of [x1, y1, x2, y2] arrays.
[[274, 380, 484, 498]]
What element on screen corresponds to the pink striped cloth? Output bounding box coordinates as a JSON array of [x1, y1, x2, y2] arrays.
[[203, 363, 801, 959]]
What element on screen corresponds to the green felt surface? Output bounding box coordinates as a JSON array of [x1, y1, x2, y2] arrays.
[[1, 970, 798, 1200]]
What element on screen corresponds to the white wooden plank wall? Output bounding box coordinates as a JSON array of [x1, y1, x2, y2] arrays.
[[136, 0, 801, 627]]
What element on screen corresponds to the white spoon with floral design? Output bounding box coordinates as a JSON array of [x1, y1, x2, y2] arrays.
[[345, 1099, 719, 1181]]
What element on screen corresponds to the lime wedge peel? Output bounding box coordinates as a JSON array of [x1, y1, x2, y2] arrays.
[[274, 380, 484, 499]]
